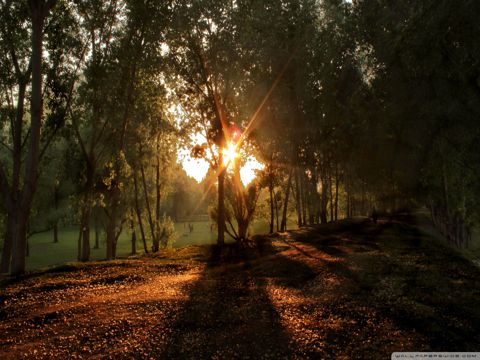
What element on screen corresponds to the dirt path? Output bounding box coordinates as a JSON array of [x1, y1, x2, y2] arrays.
[[1, 218, 480, 359]]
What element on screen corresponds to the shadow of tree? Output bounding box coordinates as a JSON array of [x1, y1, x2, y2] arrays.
[[287, 216, 480, 356], [152, 244, 309, 359]]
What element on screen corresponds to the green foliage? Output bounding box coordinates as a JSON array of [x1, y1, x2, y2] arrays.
[[2, 0, 480, 275]]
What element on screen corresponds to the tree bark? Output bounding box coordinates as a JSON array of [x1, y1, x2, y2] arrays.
[[294, 168, 302, 227], [141, 163, 157, 251], [320, 175, 328, 224], [217, 152, 225, 246], [130, 218, 136, 255], [94, 215, 100, 249], [106, 208, 116, 260], [442, 159, 452, 243], [133, 171, 148, 253], [1, 214, 14, 273], [329, 173, 334, 222], [269, 177, 274, 233], [53, 222, 58, 244], [53, 183, 59, 242], [11, 0, 56, 275], [334, 166, 339, 221], [274, 191, 279, 231], [1, 72, 30, 274], [80, 204, 91, 261], [346, 177, 351, 218], [301, 173, 307, 225], [11, 210, 28, 275], [280, 169, 293, 231], [155, 154, 161, 247], [78, 160, 94, 261]]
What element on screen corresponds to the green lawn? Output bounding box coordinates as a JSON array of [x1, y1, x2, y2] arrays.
[[21, 219, 279, 271]]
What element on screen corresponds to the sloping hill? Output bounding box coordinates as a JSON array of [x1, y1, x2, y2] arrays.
[[1, 216, 479, 359]]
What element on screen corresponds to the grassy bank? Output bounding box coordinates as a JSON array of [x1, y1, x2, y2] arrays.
[[12, 219, 274, 271]]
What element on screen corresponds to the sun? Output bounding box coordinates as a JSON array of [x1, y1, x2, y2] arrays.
[[222, 142, 239, 167], [222, 142, 264, 185]]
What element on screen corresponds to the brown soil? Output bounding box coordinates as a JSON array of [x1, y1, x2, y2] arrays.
[[1, 217, 479, 359]]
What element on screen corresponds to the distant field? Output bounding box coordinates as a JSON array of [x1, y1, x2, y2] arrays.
[[18, 219, 282, 271]]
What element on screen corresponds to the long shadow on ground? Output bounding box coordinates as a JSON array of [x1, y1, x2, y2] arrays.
[[153, 244, 315, 359], [289, 215, 480, 355], [2, 215, 479, 359]]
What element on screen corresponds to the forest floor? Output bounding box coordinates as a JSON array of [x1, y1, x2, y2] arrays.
[[1, 214, 480, 359]]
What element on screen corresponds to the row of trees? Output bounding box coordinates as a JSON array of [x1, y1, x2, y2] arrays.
[[1, 0, 479, 274], [0, 0, 185, 275], [183, 0, 480, 248]]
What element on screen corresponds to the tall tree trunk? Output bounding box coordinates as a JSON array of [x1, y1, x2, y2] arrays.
[[80, 203, 91, 261], [329, 173, 334, 222], [53, 222, 58, 244], [141, 164, 157, 251], [155, 155, 161, 247], [94, 215, 100, 249], [346, 177, 351, 218], [301, 173, 307, 225], [320, 175, 328, 224], [1, 214, 14, 273], [274, 191, 280, 231], [11, 0, 55, 275], [334, 166, 339, 221], [106, 194, 119, 260], [133, 171, 148, 253], [217, 153, 225, 246], [309, 188, 315, 225], [294, 169, 302, 227], [78, 161, 94, 261], [269, 177, 274, 234], [315, 197, 321, 224], [2, 81, 30, 273], [280, 170, 293, 231], [105, 50, 137, 260], [130, 218, 136, 255], [11, 211, 28, 275], [53, 184, 59, 242], [361, 182, 366, 216], [442, 159, 452, 243]]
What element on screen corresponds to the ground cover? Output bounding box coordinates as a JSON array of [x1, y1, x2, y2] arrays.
[[1, 215, 479, 359]]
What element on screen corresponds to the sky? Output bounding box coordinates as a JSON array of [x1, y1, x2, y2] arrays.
[[178, 146, 264, 186]]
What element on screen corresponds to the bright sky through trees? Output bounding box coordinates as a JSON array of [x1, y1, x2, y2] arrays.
[[178, 144, 264, 185]]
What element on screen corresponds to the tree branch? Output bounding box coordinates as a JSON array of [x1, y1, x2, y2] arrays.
[[69, 109, 89, 161], [0, 140, 13, 153], [226, 217, 239, 239]]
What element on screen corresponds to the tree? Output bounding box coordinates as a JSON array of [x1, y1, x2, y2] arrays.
[[0, 0, 66, 275]]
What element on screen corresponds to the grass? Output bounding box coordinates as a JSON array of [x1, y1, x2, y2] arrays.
[[22, 219, 276, 271]]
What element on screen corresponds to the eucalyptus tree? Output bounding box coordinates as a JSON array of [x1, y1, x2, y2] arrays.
[[166, 0, 246, 245], [70, 0, 123, 261], [0, 0, 83, 274], [353, 0, 480, 245], [98, 0, 173, 258], [302, 0, 367, 222]]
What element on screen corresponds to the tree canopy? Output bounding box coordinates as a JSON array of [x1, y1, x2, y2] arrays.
[[0, 0, 479, 274]]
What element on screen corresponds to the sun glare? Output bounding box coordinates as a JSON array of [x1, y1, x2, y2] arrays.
[[222, 142, 239, 167], [179, 140, 263, 186]]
